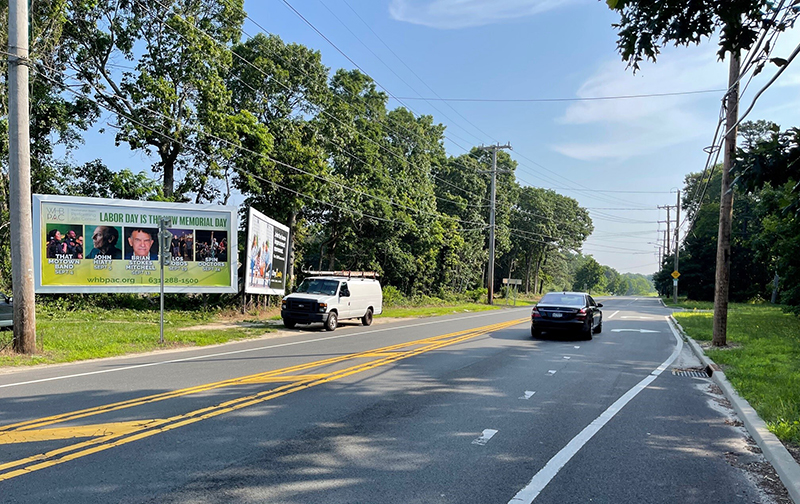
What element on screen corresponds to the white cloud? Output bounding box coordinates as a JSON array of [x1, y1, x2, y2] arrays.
[[552, 44, 728, 161], [553, 27, 800, 162], [388, 0, 580, 29], [552, 113, 709, 161]]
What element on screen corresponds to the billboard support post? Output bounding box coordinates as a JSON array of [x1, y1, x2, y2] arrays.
[[158, 218, 172, 345]]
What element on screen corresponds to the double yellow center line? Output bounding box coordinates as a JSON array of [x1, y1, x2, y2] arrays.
[[0, 317, 527, 481]]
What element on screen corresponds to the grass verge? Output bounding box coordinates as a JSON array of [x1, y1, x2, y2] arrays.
[[673, 304, 800, 446], [0, 299, 525, 367], [662, 296, 715, 310], [380, 302, 503, 318], [0, 306, 274, 367]]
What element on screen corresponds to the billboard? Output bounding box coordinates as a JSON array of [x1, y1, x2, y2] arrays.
[[244, 207, 289, 295], [33, 195, 238, 293]]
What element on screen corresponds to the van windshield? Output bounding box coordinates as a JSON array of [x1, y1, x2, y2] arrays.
[[296, 279, 339, 296]]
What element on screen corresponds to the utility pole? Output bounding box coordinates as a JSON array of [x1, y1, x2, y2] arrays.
[[8, 0, 36, 353], [712, 53, 740, 347], [479, 143, 512, 305], [657, 205, 673, 256], [673, 190, 680, 304]]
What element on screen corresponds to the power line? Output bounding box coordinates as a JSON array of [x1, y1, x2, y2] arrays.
[[314, 0, 488, 146], [392, 89, 726, 102], [133, 0, 611, 233], [271, 0, 655, 213], [335, 0, 498, 144], [41, 65, 585, 253]]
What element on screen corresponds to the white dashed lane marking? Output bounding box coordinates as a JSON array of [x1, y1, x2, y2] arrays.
[[472, 429, 498, 446]]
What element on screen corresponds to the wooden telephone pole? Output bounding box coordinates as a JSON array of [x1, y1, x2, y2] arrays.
[[479, 143, 512, 305], [8, 0, 36, 353], [712, 53, 740, 347]]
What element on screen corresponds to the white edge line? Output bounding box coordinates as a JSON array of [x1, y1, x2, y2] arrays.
[[508, 316, 682, 503], [0, 309, 528, 389], [607, 310, 620, 319]]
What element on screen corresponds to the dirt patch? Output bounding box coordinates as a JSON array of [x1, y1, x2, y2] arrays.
[[180, 315, 406, 332], [703, 383, 793, 504], [786, 443, 800, 466], [178, 321, 279, 332], [700, 341, 743, 351]]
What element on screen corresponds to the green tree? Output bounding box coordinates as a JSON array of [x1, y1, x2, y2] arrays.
[[68, 161, 162, 200], [229, 34, 330, 288], [0, 0, 99, 289], [734, 126, 800, 311], [607, 0, 798, 70], [574, 256, 606, 293], [64, 0, 247, 200], [432, 153, 487, 292]]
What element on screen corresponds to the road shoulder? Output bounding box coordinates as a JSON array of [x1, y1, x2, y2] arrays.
[[670, 316, 800, 504]]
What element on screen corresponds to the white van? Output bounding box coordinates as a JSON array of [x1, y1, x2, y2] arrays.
[[281, 276, 383, 331]]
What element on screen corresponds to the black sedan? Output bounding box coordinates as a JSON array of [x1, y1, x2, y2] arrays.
[[531, 291, 603, 340]]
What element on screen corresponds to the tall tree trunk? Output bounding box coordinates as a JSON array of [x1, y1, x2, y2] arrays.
[[287, 210, 297, 292], [538, 248, 550, 294], [160, 141, 180, 199], [327, 238, 337, 270], [533, 250, 543, 295], [524, 251, 533, 294]]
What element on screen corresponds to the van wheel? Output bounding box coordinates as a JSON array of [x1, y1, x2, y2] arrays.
[[361, 308, 373, 326], [325, 312, 338, 331], [283, 319, 296, 329]]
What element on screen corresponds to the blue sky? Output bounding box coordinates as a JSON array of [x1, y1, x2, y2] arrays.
[[73, 0, 800, 276]]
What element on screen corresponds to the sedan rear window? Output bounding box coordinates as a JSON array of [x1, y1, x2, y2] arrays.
[[540, 293, 585, 306]]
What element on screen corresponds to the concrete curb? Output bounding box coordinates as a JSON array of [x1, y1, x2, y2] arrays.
[[669, 316, 800, 504]]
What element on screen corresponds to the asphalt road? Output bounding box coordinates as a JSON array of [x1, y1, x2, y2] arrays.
[[0, 297, 783, 503]]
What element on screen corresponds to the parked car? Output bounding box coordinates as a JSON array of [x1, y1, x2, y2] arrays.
[[281, 275, 383, 331], [531, 291, 602, 340], [0, 293, 12, 329]]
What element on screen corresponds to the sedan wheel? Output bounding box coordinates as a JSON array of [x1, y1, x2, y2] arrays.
[[593, 318, 602, 334]]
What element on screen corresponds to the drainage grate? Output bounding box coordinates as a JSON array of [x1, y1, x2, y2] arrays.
[[672, 367, 711, 378]]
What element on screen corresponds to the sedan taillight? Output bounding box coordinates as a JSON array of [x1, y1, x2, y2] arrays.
[[532, 307, 542, 319], [575, 308, 587, 320]]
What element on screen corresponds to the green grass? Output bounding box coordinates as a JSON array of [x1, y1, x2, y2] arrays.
[[674, 304, 800, 446], [0, 297, 530, 367], [662, 296, 715, 310], [379, 302, 502, 318], [0, 307, 274, 367]]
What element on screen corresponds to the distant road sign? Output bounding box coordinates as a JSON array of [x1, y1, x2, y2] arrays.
[[503, 278, 522, 285], [671, 271, 680, 279]]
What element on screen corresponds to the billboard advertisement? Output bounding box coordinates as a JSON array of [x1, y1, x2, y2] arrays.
[[244, 207, 289, 295], [33, 195, 238, 293]]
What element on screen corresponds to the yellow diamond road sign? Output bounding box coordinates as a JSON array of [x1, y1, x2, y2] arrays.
[[671, 270, 680, 279]]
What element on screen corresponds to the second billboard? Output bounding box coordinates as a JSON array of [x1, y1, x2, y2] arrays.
[[245, 207, 290, 296]]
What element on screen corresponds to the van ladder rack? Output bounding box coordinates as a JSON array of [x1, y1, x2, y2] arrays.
[[301, 269, 379, 279]]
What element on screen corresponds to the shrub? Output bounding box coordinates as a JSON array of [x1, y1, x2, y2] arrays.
[[382, 285, 407, 307]]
